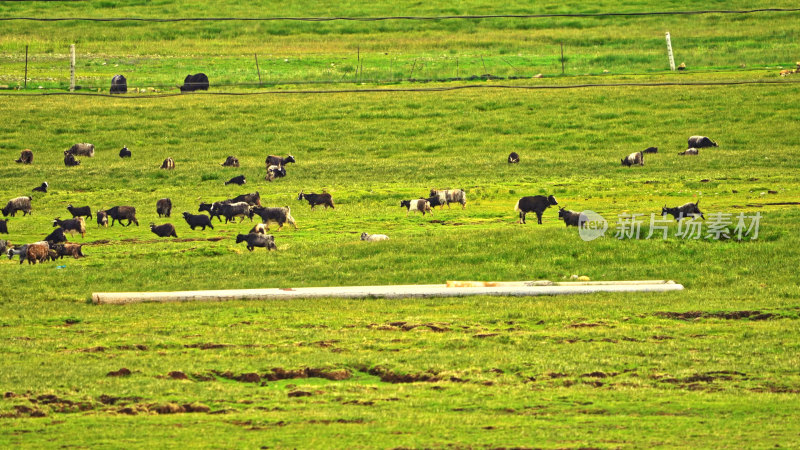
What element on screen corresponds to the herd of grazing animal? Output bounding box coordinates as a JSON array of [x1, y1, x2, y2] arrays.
[[4, 133, 722, 263]]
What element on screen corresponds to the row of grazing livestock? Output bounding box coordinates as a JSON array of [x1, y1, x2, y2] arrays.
[[622, 136, 718, 166], [16, 145, 135, 165]]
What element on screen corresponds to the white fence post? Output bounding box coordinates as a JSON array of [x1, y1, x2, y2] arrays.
[[665, 32, 676, 71], [69, 44, 76, 91]]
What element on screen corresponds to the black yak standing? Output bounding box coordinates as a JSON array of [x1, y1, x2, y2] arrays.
[[110, 74, 127, 94]]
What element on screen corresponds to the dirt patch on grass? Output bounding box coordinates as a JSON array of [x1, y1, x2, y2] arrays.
[[655, 310, 781, 321], [209, 367, 351, 383], [365, 366, 441, 383], [107, 368, 131, 377], [369, 322, 451, 332], [184, 343, 230, 350]]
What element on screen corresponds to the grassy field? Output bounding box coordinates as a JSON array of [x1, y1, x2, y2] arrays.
[[2, 1, 800, 448]]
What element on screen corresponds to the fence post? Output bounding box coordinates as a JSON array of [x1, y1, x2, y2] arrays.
[[254, 54, 261, 85], [69, 44, 76, 91], [560, 43, 565, 75], [665, 32, 676, 71], [24, 46, 28, 89]]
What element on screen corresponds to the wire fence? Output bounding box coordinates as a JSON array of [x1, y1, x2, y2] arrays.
[[2, 8, 800, 22]]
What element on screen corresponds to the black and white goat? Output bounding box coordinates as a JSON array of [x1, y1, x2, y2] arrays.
[[220, 202, 253, 224], [236, 233, 276, 251], [33, 182, 48, 193], [53, 217, 86, 238], [265, 155, 295, 167], [661, 201, 705, 221], [688, 136, 718, 148], [430, 189, 467, 209], [514, 195, 558, 224], [400, 199, 432, 216], [251, 206, 297, 231], [621, 151, 644, 166]]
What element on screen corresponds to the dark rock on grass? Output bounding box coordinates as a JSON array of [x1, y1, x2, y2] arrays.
[[288, 390, 313, 398]]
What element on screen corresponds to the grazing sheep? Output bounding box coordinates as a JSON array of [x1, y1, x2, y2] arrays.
[[688, 136, 718, 148], [96, 210, 108, 227], [219, 202, 253, 224], [621, 151, 644, 167], [225, 175, 246, 186], [119, 146, 132, 158], [662, 201, 705, 221], [66, 204, 92, 220], [0, 219, 7, 234], [156, 198, 172, 218], [361, 232, 389, 241], [266, 155, 295, 167], [160, 157, 175, 170], [199, 201, 228, 222], [558, 208, 587, 227], [182, 212, 214, 230], [32, 182, 48, 193], [103, 206, 138, 226], [221, 156, 240, 167], [679, 148, 699, 156], [508, 152, 520, 164], [251, 206, 297, 231], [52, 243, 85, 259], [110, 74, 127, 94], [248, 223, 268, 235], [2, 196, 32, 217], [236, 233, 276, 251], [265, 165, 286, 182], [150, 222, 178, 238], [64, 151, 81, 167], [429, 189, 467, 209], [230, 192, 261, 207], [16, 149, 33, 164], [26, 242, 50, 265], [514, 195, 558, 224], [67, 143, 95, 158], [298, 191, 334, 210], [179, 73, 209, 92], [53, 217, 86, 238], [44, 228, 67, 245], [643, 147, 658, 154], [400, 199, 432, 216]]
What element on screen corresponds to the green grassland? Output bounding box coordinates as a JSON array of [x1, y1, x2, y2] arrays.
[[2, 1, 800, 448]]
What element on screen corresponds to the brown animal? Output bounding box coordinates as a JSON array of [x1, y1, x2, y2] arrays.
[[26, 242, 49, 265], [52, 243, 85, 259], [16, 149, 33, 164], [160, 157, 175, 170], [66, 143, 95, 157]]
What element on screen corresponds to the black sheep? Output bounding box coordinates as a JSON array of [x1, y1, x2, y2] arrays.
[[0, 219, 8, 234], [119, 146, 132, 158], [110, 74, 127, 94], [225, 175, 246, 186], [44, 228, 67, 245], [221, 156, 239, 167], [661, 201, 705, 221], [66, 204, 92, 220], [32, 182, 48, 193], [508, 152, 520, 163], [150, 223, 178, 238], [182, 212, 214, 230], [514, 195, 558, 224]]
